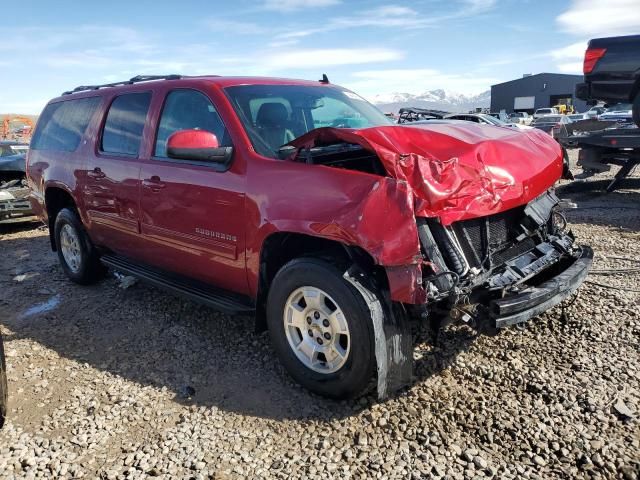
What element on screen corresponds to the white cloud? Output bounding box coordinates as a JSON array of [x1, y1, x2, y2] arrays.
[[263, 0, 340, 11], [203, 20, 269, 35], [557, 0, 640, 37], [263, 48, 404, 69], [273, 1, 498, 40], [549, 41, 588, 74], [347, 68, 498, 97], [465, 0, 497, 12]]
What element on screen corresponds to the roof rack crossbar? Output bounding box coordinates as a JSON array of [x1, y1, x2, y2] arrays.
[[62, 74, 183, 95]]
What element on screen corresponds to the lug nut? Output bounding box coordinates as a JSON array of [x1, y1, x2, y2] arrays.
[[306, 317, 312, 325], [308, 329, 314, 337], [322, 319, 330, 327], [323, 332, 331, 340], [313, 311, 320, 320], [317, 338, 324, 345]]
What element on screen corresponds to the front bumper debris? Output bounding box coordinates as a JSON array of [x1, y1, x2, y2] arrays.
[[490, 245, 593, 328]]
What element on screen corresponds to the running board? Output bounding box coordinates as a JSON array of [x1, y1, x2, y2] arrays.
[[100, 254, 255, 315]]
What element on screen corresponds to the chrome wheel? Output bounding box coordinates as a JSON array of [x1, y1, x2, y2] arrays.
[[59, 224, 82, 273], [283, 286, 351, 374]]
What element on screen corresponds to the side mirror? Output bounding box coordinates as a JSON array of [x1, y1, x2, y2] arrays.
[[167, 129, 232, 166]]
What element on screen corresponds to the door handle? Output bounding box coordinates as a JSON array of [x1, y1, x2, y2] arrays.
[[87, 167, 106, 179], [142, 176, 166, 190]]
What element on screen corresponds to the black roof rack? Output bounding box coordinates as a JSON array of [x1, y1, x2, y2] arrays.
[[62, 74, 183, 95]]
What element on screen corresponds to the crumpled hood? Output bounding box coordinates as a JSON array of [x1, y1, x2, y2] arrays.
[[289, 123, 563, 225]]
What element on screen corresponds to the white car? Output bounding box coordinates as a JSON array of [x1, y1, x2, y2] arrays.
[[568, 113, 588, 122], [509, 112, 533, 125], [598, 103, 634, 123], [533, 108, 559, 119], [445, 113, 533, 130]]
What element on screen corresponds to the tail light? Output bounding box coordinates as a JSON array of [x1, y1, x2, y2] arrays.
[[583, 47, 606, 74]]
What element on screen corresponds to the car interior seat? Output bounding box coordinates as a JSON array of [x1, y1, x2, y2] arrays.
[[255, 103, 295, 152]]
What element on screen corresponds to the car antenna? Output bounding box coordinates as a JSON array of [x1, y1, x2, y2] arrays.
[[319, 74, 329, 84]]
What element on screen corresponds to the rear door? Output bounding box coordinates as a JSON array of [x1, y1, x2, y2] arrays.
[[137, 88, 248, 294], [83, 92, 151, 257]]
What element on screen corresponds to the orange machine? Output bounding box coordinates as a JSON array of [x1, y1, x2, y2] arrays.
[[1, 116, 35, 140]]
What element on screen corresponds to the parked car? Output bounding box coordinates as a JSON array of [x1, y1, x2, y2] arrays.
[[397, 107, 449, 123], [509, 112, 532, 125], [27, 74, 593, 399], [568, 113, 588, 122], [575, 34, 640, 127], [445, 113, 533, 131], [532, 115, 571, 136], [0, 141, 32, 221], [598, 103, 634, 123], [533, 107, 559, 119], [585, 105, 606, 119]]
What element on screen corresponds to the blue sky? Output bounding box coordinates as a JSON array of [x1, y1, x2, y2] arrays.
[[2, 0, 639, 113]]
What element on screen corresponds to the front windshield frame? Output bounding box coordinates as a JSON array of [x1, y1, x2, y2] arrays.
[[224, 84, 393, 159]]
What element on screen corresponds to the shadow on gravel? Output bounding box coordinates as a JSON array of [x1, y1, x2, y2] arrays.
[[557, 189, 640, 231], [0, 231, 478, 421], [0, 218, 42, 235]]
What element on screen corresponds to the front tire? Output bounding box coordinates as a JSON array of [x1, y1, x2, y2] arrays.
[[266, 258, 376, 399], [54, 208, 103, 285]]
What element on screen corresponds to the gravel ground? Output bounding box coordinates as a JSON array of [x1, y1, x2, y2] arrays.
[[0, 151, 639, 479]]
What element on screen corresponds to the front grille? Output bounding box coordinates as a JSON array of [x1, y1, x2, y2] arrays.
[[451, 206, 530, 269]]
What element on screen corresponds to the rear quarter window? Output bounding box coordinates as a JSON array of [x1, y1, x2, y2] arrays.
[[101, 92, 151, 156], [30, 97, 101, 152]]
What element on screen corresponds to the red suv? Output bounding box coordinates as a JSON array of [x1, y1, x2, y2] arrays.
[[27, 75, 592, 399]]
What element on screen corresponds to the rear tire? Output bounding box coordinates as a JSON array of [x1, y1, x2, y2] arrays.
[[633, 91, 640, 128], [266, 258, 376, 399], [54, 208, 104, 285]]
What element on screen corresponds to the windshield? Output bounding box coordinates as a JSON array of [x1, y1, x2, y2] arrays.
[[536, 109, 552, 114], [224, 84, 392, 158], [0, 145, 27, 157], [605, 103, 632, 112]]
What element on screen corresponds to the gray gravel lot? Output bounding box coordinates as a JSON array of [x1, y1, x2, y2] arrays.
[[0, 152, 639, 479]]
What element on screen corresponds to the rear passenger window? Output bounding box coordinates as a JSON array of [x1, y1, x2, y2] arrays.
[[101, 92, 151, 156], [155, 89, 229, 158], [31, 97, 101, 152]]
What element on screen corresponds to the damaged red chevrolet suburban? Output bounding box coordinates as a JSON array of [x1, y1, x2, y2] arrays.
[[27, 75, 593, 399]]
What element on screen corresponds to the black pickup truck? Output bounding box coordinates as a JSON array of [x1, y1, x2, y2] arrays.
[[575, 34, 640, 128]]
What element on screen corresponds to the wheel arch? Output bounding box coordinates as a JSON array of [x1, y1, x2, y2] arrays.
[[254, 231, 387, 332], [44, 185, 77, 251]]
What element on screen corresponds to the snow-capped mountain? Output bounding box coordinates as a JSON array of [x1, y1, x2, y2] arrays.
[[371, 89, 491, 114]]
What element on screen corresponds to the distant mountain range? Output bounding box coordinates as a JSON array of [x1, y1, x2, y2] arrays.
[[371, 89, 491, 114]]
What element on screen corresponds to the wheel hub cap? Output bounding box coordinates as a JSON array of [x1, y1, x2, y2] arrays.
[[283, 287, 351, 374], [59, 224, 81, 273]]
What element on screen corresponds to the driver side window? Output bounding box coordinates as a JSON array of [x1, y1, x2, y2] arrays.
[[155, 89, 229, 158]]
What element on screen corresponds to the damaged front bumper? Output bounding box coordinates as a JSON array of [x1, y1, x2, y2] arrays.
[[489, 244, 593, 328], [0, 183, 33, 220]]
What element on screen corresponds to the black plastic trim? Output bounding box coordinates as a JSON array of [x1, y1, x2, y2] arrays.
[[490, 246, 593, 328], [100, 254, 254, 315]]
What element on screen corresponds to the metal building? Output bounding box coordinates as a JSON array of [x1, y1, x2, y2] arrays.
[[490, 73, 587, 114]]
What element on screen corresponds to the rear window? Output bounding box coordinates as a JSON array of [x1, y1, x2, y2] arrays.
[[101, 92, 151, 156], [31, 97, 101, 152]]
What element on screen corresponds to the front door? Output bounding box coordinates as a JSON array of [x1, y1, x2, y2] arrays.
[[137, 88, 247, 295]]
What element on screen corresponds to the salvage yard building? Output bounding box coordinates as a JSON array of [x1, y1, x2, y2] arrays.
[[490, 73, 587, 114]]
